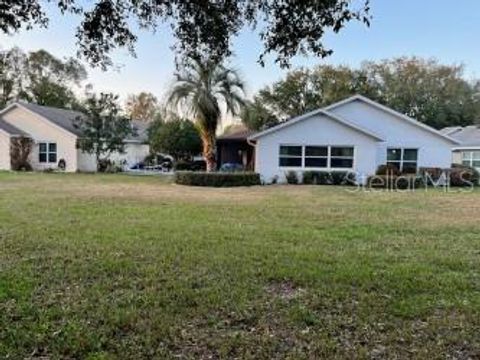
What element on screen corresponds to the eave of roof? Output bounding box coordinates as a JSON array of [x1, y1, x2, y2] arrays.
[[0, 118, 30, 137], [218, 129, 256, 141]]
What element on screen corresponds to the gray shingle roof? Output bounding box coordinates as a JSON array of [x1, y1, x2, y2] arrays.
[[440, 125, 480, 147], [16, 102, 148, 142], [20, 102, 86, 136], [217, 128, 256, 141], [0, 118, 29, 136]]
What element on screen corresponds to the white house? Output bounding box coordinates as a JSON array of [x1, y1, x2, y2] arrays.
[[248, 95, 459, 183], [0, 102, 150, 172], [441, 125, 480, 171]]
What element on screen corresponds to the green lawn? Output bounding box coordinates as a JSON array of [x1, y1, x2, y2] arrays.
[[1, 172, 479, 359]]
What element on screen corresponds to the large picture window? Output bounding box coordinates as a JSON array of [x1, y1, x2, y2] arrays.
[[39, 142, 57, 163], [462, 151, 480, 169], [279, 145, 302, 167], [330, 147, 354, 168], [387, 148, 418, 173], [305, 146, 328, 168], [279, 145, 354, 169]]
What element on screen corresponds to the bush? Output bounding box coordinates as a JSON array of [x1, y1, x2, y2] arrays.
[[285, 170, 299, 184], [10, 136, 33, 171], [174, 160, 206, 171], [57, 159, 66, 171], [302, 171, 356, 185], [419, 167, 444, 184], [174, 171, 261, 187], [376, 164, 401, 176], [448, 164, 479, 186], [331, 171, 356, 185], [302, 171, 328, 185], [98, 159, 122, 173], [367, 175, 424, 190]]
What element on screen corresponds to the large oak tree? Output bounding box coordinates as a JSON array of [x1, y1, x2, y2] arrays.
[[0, 1, 370, 68]]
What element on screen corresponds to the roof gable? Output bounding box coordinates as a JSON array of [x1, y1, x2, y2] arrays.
[[248, 108, 384, 142], [441, 125, 480, 147], [324, 95, 459, 145], [19, 102, 85, 136]]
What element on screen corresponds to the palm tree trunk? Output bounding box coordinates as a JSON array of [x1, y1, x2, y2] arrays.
[[201, 132, 216, 172]]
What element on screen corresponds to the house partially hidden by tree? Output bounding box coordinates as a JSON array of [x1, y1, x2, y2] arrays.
[[0, 102, 149, 172]]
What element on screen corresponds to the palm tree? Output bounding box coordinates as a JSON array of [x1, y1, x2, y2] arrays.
[[167, 57, 245, 171]]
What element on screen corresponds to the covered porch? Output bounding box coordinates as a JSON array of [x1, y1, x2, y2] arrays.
[[216, 128, 256, 171]]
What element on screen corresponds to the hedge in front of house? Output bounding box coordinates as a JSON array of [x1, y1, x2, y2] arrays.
[[174, 171, 261, 187], [449, 164, 480, 186], [302, 171, 356, 185]]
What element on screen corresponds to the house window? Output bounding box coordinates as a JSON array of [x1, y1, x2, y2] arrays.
[[462, 151, 480, 169], [279, 145, 354, 169], [305, 146, 328, 168], [39, 142, 57, 163], [387, 148, 418, 173], [279, 145, 302, 167], [330, 147, 354, 168]]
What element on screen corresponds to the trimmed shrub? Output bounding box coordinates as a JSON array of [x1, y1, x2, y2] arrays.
[[367, 175, 424, 190], [302, 171, 329, 185], [448, 164, 479, 187], [419, 167, 443, 179], [376, 164, 401, 176], [419, 167, 445, 186], [175, 171, 261, 187], [174, 160, 206, 171], [10, 136, 33, 171], [331, 171, 356, 185], [302, 171, 356, 185], [285, 170, 299, 184], [98, 159, 122, 173]]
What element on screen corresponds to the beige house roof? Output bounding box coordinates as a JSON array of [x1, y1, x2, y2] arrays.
[[0, 102, 149, 143]]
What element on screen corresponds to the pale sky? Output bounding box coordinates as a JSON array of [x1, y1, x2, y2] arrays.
[[1, 0, 480, 104]]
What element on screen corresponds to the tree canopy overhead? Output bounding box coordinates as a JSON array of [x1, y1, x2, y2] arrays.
[[0, 1, 370, 68]]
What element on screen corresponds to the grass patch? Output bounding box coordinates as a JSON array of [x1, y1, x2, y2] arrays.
[[1, 172, 480, 358]]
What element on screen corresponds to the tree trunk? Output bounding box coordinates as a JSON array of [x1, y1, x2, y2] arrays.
[[96, 152, 101, 172], [201, 132, 216, 172]]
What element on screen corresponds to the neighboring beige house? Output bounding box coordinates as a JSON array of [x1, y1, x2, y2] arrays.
[[0, 102, 149, 172]]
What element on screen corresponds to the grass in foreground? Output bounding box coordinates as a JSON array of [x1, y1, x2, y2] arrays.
[[1, 172, 479, 359]]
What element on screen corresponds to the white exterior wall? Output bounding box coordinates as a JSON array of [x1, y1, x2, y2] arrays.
[[1, 106, 78, 172], [76, 143, 150, 172], [76, 151, 97, 172], [0, 131, 11, 170], [329, 100, 453, 169], [255, 114, 379, 183], [109, 143, 150, 168]]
